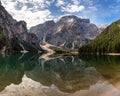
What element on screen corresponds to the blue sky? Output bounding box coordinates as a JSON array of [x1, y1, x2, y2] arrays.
[[1, 0, 120, 28], [51, 0, 120, 25]]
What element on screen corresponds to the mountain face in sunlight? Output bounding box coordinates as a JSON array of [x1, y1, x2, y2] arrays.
[[30, 15, 101, 48]]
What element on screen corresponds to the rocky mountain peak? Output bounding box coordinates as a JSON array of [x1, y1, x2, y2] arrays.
[[59, 15, 79, 23], [59, 15, 90, 24], [57, 15, 90, 27], [44, 20, 55, 26], [30, 15, 100, 49], [0, 1, 1, 5]]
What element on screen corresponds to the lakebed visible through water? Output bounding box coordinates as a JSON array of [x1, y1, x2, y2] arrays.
[[0, 53, 120, 96]]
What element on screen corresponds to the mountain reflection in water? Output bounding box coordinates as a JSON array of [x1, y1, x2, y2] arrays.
[[0, 53, 120, 96]]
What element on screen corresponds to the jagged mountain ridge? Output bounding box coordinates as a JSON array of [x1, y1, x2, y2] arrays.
[[0, 2, 43, 53], [30, 15, 101, 48], [29, 20, 55, 43]]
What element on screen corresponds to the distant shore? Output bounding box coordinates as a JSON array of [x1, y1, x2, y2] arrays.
[[106, 53, 120, 56], [79, 52, 120, 56]]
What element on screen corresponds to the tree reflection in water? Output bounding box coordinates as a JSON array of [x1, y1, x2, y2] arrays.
[[0, 53, 120, 94], [0, 53, 39, 91]]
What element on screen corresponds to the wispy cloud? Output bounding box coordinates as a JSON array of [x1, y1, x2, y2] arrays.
[[1, 0, 54, 28], [56, 0, 65, 7], [61, 5, 85, 13], [55, 0, 85, 13], [1, 0, 120, 27], [72, 0, 81, 5]]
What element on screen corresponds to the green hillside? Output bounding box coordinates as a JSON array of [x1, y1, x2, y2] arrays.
[[79, 20, 120, 53]]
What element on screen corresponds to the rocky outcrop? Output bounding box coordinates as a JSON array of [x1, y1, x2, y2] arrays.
[[29, 20, 55, 43], [97, 25, 107, 33], [48, 16, 86, 48], [0, 3, 42, 53], [30, 15, 100, 48]]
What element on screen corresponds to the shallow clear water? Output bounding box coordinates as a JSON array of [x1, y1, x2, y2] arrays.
[[0, 53, 120, 96]]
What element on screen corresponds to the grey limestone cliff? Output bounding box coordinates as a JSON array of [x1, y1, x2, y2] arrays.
[[0, 3, 43, 52], [29, 20, 55, 44], [30, 15, 100, 48]]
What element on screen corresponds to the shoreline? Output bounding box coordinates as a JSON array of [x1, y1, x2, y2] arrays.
[[40, 43, 55, 60], [106, 53, 120, 56], [79, 52, 120, 56]]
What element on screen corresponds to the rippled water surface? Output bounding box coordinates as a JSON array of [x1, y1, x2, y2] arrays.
[[0, 53, 120, 96]]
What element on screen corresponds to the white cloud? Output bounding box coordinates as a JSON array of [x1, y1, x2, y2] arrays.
[[56, 0, 85, 13], [8, 9, 52, 28], [1, 0, 54, 28], [56, 0, 65, 7], [1, 0, 100, 28], [62, 5, 85, 13], [88, 6, 97, 11], [72, 0, 81, 5]]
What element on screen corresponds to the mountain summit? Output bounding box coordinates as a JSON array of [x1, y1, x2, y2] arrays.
[[30, 15, 100, 48]]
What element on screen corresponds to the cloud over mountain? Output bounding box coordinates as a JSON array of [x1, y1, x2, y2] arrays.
[[1, 0, 54, 28], [1, 0, 120, 28]]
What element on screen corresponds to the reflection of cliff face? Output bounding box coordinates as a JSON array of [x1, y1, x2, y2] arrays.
[[26, 56, 103, 93], [0, 53, 39, 91], [2, 53, 120, 94]]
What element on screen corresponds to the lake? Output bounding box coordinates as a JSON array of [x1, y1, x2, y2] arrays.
[[0, 53, 120, 96]]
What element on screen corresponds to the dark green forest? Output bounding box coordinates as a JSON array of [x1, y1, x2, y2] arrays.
[[79, 20, 120, 53]]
